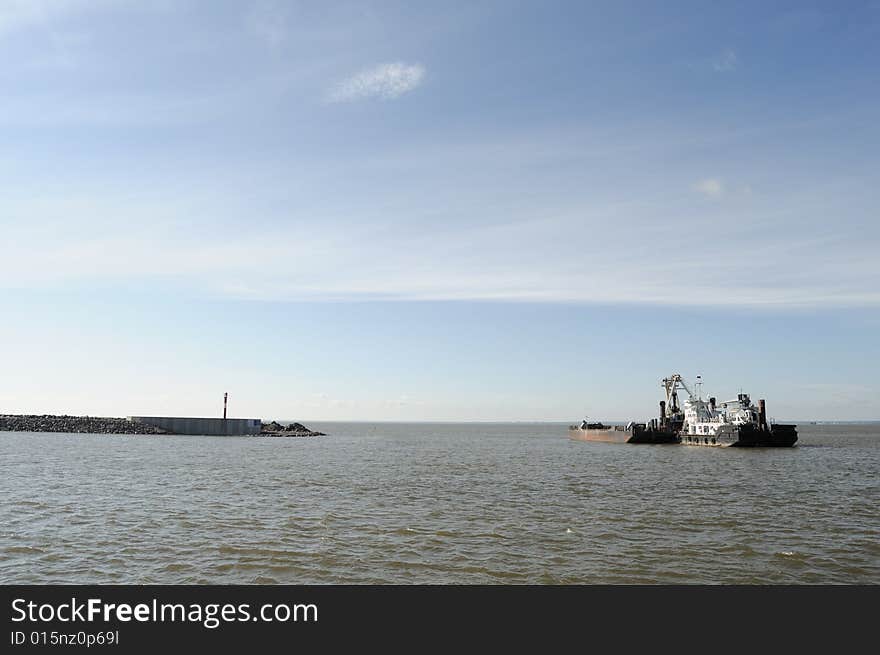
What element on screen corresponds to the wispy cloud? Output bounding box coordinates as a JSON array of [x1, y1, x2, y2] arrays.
[[327, 62, 425, 102], [694, 178, 724, 197], [0, 0, 60, 37], [2, 116, 877, 310], [246, 0, 287, 48], [0, 0, 113, 38], [711, 49, 738, 72], [4, 191, 878, 309]]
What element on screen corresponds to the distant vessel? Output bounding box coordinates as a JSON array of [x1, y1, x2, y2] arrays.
[[663, 374, 797, 447], [567, 420, 679, 444]]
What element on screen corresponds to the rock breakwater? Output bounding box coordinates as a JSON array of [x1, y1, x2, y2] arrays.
[[260, 421, 325, 437], [1, 414, 326, 437], [0, 414, 167, 435]]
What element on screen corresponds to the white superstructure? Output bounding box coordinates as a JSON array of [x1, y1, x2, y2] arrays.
[[662, 374, 764, 447]]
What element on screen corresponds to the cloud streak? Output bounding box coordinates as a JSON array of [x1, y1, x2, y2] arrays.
[[0, 0, 119, 38], [694, 178, 724, 197], [328, 62, 425, 102], [3, 196, 878, 309], [712, 49, 738, 72], [246, 0, 287, 48]]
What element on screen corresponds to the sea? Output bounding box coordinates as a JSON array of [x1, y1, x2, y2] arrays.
[[1, 422, 877, 584]]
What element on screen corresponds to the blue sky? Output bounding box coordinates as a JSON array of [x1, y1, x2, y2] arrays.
[[1, 1, 878, 420]]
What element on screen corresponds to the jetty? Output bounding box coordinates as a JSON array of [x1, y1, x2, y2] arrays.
[[0, 414, 324, 437]]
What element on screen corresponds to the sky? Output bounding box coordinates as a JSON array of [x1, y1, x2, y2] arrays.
[[1, 0, 878, 421]]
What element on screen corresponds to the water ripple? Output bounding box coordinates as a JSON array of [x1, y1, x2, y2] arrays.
[[1, 423, 878, 584]]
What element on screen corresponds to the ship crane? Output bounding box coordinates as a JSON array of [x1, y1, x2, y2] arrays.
[[661, 373, 695, 417], [663, 373, 719, 426]]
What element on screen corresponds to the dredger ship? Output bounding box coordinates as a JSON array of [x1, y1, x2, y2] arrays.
[[568, 374, 797, 447]]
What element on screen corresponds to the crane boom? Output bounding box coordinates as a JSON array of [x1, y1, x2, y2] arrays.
[[661, 373, 698, 417]]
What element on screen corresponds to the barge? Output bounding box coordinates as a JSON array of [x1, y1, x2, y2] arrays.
[[567, 420, 679, 444]]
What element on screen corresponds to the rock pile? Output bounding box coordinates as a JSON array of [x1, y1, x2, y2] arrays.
[[0, 414, 167, 435], [260, 421, 325, 437]]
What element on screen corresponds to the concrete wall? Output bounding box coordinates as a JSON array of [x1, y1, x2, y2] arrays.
[[127, 416, 262, 436]]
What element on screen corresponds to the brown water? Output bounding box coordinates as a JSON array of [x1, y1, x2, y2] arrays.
[[1, 422, 878, 584]]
